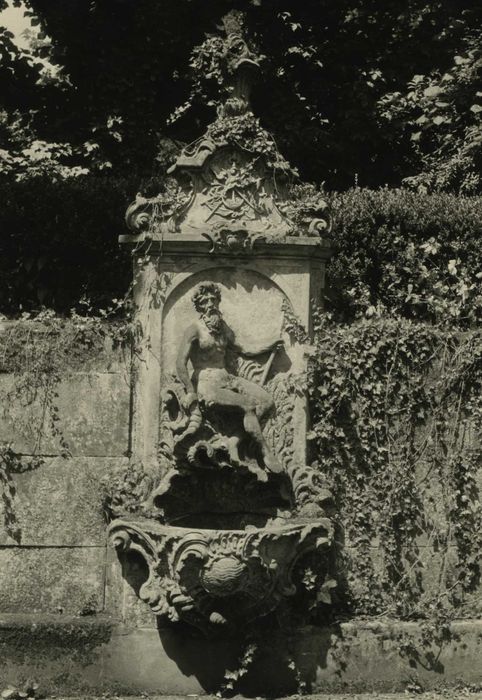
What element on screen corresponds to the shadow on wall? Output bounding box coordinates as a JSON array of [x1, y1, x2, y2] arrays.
[[117, 531, 341, 694], [120, 549, 450, 695], [157, 618, 339, 696], [157, 620, 245, 693]]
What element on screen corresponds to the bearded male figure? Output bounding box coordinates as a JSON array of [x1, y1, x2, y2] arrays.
[[176, 282, 283, 474]]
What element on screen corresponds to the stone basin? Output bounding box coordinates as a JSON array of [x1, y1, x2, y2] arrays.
[[109, 518, 333, 632]]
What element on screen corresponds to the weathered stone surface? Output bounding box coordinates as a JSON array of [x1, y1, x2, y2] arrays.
[[0, 372, 130, 456], [1, 618, 482, 695], [0, 456, 128, 546], [68, 340, 130, 375], [102, 626, 243, 694], [291, 621, 482, 695], [104, 545, 157, 628], [345, 544, 481, 605], [0, 547, 105, 615], [0, 614, 113, 693]]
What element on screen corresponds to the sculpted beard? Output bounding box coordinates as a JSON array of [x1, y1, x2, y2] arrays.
[[201, 306, 223, 333]]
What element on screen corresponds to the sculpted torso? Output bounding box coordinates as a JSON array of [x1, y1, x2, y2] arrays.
[[190, 320, 230, 373]]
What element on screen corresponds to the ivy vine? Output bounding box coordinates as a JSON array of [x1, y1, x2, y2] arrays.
[[308, 313, 482, 623], [207, 111, 294, 175]]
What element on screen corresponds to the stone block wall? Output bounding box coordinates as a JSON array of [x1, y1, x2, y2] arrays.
[[0, 321, 481, 694], [0, 330, 130, 619]]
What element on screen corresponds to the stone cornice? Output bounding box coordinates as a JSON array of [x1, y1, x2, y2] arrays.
[[119, 232, 333, 261]]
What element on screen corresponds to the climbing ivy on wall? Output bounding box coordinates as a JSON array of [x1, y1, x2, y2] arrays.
[[309, 314, 482, 622]]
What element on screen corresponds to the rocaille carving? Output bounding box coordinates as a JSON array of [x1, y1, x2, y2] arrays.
[[109, 518, 333, 633]]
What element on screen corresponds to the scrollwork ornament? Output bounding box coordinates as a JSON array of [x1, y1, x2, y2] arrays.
[[125, 180, 193, 235], [125, 196, 153, 234], [202, 225, 266, 254], [108, 519, 334, 633]]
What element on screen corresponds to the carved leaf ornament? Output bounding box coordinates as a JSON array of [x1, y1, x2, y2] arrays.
[[110, 519, 333, 631]]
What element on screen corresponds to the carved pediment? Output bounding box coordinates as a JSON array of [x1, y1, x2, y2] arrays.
[[172, 146, 291, 239], [124, 24, 331, 246], [125, 109, 331, 244]]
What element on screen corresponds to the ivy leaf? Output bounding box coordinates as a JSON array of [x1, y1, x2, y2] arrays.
[[423, 86, 443, 98], [1, 690, 17, 700], [316, 577, 337, 605], [447, 259, 458, 276]]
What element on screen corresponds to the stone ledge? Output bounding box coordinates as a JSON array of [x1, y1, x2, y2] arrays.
[[0, 612, 114, 634], [0, 614, 114, 684], [118, 232, 334, 261], [1, 616, 481, 696]]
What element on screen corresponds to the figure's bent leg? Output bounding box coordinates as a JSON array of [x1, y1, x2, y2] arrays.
[[204, 387, 263, 438], [242, 410, 282, 474], [233, 377, 275, 420], [203, 385, 282, 474], [231, 378, 282, 473], [203, 386, 257, 413], [242, 410, 265, 444]]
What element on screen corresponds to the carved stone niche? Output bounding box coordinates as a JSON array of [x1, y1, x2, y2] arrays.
[[108, 11, 335, 634], [106, 261, 335, 631]]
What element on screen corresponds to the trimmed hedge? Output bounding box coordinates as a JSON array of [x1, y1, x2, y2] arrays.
[[328, 188, 482, 327]]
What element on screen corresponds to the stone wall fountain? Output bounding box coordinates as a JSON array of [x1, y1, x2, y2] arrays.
[[106, 12, 335, 636]]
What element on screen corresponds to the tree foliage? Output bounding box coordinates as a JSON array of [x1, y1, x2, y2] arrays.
[[380, 26, 482, 194], [0, 176, 133, 311], [0, 0, 481, 190]]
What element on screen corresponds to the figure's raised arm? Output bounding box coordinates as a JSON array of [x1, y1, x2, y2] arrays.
[[176, 324, 198, 401], [226, 324, 284, 358]]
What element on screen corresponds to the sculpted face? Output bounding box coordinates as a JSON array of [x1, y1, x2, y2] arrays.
[[192, 284, 223, 334], [199, 293, 222, 333]]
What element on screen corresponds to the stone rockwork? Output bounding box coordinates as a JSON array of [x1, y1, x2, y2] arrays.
[[106, 10, 336, 635]]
